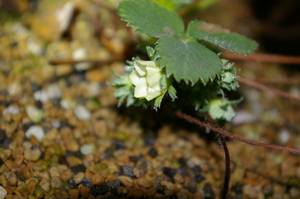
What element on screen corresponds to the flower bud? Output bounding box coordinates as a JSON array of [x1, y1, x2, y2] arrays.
[[129, 60, 165, 101]]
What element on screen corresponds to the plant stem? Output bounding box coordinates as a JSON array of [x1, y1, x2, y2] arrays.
[[48, 58, 121, 66], [175, 112, 300, 155], [239, 77, 300, 102], [222, 52, 300, 65], [218, 136, 231, 199], [256, 78, 300, 86]]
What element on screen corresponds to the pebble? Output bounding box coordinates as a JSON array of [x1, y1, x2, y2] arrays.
[[203, 183, 215, 199], [191, 165, 205, 182], [34, 85, 61, 102], [162, 167, 177, 182], [3, 105, 20, 115], [27, 37, 43, 55], [73, 48, 91, 71], [71, 164, 86, 173], [148, 147, 158, 158], [26, 106, 44, 123], [107, 180, 121, 194], [57, 2, 76, 33], [8, 83, 21, 96], [81, 178, 93, 188], [34, 90, 48, 102], [46, 84, 62, 99], [91, 183, 109, 196], [80, 144, 95, 155], [119, 165, 135, 178], [61, 99, 76, 110], [0, 186, 7, 199], [0, 129, 7, 144], [112, 140, 126, 150], [24, 147, 41, 161], [233, 111, 256, 125], [87, 83, 101, 97], [74, 106, 91, 120], [278, 129, 290, 144], [25, 125, 45, 141]]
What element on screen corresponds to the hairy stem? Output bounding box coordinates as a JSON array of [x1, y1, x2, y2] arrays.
[[218, 136, 231, 199], [239, 77, 300, 102], [223, 52, 300, 65], [176, 112, 300, 155]]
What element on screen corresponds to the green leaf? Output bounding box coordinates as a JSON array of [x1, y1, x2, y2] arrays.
[[168, 85, 177, 101], [153, 0, 192, 10], [153, 0, 177, 10], [187, 20, 258, 54], [157, 36, 222, 84], [154, 94, 164, 109], [206, 99, 235, 122], [119, 0, 184, 38]]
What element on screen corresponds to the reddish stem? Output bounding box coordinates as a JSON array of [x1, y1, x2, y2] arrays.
[[239, 77, 300, 102], [218, 136, 231, 199], [222, 52, 300, 65], [176, 112, 300, 155], [48, 58, 121, 66]]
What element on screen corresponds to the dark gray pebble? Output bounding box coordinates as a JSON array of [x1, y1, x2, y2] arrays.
[[148, 147, 158, 158], [119, 166, 135, 178], [203, 183, 215, 199], [162, 167, 176, 182]]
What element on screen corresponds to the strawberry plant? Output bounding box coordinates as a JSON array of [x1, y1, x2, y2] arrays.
[[114, 0, 257, 122]]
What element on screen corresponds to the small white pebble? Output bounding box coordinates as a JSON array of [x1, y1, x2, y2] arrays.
[[80, 144, 95, 155], [278, 129, 290, 144], [3, 105, 20, 115], [46, 84, 61, 99], [51, 120, 61, 129], [74, 106, 91, 121], [61, 99, 76, 110], [0, 185, 7, 199], [73, 48, 91, 70], [8, 83, 21, 96], [34, 90, 49, 102], [27, 38, 43, 55], [26, 106, 44, 123], [233, 111, 256, 125], [25, 126, 45, 141], [87, 83, 101, 97], [57, 2, 76, 33]]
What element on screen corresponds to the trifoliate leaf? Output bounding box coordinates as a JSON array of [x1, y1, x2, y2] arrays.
[[187, 20, 258, 54], [119, 0, 184, 38], [157, 36, 223, 85]]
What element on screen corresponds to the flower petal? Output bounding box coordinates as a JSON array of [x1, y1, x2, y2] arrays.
[[129, 71, 147, 98], [146, 86, 161, 101], [146, 67, 162, 88], [133, 61, 147, 76]]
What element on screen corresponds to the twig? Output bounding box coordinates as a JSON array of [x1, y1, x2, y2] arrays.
[[176, 112, 300, 155], [218, 136, 231, 199], [48, 58, 122, 66], [222, 52, 300, 65], [239, 77, 300, 102], [257, 78, 300, 86]]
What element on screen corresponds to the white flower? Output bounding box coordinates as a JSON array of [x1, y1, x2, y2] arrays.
[[129, 60, 164, 101]]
